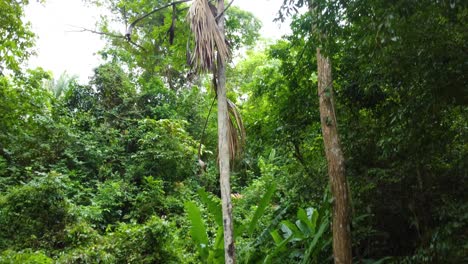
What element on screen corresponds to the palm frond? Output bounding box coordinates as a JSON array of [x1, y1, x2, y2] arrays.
[[187, 0, 230, 72], [227, 99, 246, 161]]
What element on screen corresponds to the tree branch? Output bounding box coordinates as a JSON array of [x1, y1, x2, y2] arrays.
[[67, 26, 148, 52], [215, 0, 235, 20], [67, 26, 123, 39], [125, 0, 192, 41], [128, 39, 148, 52]]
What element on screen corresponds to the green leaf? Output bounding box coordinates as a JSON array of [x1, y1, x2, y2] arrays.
[[184, 201, 209, 247], [295, 219, 310, 236], [197, 188, 222, 226], [281, 220, 303, 240], [247, 183, 277, 235], [209, 227, 225, 263], [213, 227, 224, 250], [301, 218, 330, 264], [308, 207, 319, 234], [264, 231, 293, 263], [270, 229, 283, 245], [296, 208, 311, 235], [297, 207, 318, 235]]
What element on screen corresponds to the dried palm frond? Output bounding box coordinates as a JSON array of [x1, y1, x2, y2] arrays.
[[227, 99, 246, 161], [187, 0, 230, 72]]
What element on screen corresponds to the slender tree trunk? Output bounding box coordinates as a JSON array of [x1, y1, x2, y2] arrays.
[[216, 1, 235, 263], [316, 48, 352, 264]]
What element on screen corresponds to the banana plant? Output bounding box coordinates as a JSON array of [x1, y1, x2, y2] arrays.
[[185, 184, 277, 263], [263, 206, 331, 264]]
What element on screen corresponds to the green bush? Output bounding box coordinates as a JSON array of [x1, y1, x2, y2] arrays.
[[0, 249, 53, 264], [0, 172, 71, 250], [91, 179, 134, 229], [128, 119, 198, 183], [131, 176, 166, 222], [58, 216, 182, 263]]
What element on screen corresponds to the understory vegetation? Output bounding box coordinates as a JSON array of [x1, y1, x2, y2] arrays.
[[0, 0, 466, 263]]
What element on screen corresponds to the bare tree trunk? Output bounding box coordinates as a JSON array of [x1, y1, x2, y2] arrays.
[[216, 1, 235, 263], [316, 48, 352, 264]]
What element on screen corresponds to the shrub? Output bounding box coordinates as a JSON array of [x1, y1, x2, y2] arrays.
[[0, 172, 71, 250], [0, 249, 53, 264]]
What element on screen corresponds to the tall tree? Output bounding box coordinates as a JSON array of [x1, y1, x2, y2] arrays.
[[216, 2, 236, 263], [94, 0, 248, 261], [316, 49, 352, 263], [279, 0, 352, 262], [312, 0, 352, 261], [186, 0, 238, 262], [188, 0, 235, 261]]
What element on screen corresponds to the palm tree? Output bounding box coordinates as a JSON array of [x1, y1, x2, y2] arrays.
[[188, 1, 238, 262], [126, 1, 244, 262]]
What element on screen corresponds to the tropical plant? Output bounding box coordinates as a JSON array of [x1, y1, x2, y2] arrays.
[[185, 184, 277, 263], [264, 206, 331, 263]]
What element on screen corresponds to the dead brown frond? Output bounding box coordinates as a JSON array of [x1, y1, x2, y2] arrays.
[[227, 99, 246, 161], [187, 0, 230, 72], [214, 99, 245, 166]]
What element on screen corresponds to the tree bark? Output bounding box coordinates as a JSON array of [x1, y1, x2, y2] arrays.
[[316, 48, 352, 264], [216, 0, 235, 263]]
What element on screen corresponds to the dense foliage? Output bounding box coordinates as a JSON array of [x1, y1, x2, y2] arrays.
[[0, 0, 466, 263], [0, 0, 36, 74]]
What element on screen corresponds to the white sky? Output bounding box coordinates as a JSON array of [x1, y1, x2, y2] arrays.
[[25, 0, 291, 82]]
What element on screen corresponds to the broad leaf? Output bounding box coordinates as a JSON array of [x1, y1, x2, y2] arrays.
[[184, 201, 209, 250], [247, 183, 277, 235]]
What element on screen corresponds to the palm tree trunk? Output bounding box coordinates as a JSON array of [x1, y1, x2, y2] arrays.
[[216, 0, 235, 263], [316, 48, 352, 264]]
